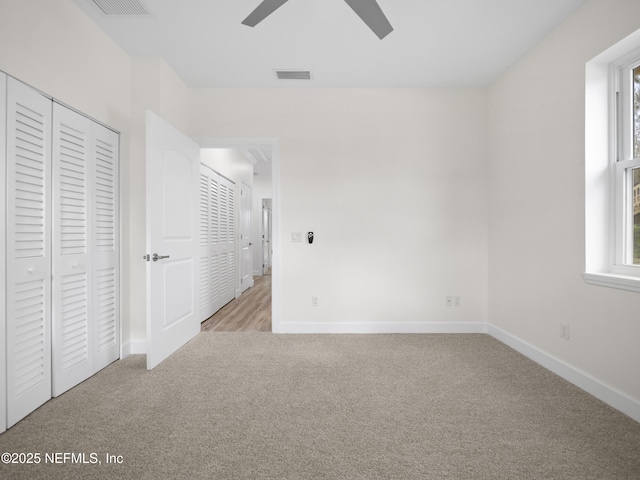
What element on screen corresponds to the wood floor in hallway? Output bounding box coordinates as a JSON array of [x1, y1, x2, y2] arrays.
[[201, 273, 272, 332]]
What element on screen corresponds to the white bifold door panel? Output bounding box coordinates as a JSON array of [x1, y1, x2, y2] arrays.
[[0, 72, 7, 434], [90, 120, 119, 373], [240, 183, 252, 294], [146, 111, 201, 370], [199, 165, 236, 321], [52, 104, 91, 396], [218, 175, 236, 307], [5, 77, 53, 428], [1, 75, 120, 430], [51, 104, 119, 397]]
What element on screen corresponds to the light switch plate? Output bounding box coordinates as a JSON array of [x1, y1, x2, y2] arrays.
[[291, 232, 302, 242]]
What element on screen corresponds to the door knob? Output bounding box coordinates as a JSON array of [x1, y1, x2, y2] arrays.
[[152, 253, 170, 261]]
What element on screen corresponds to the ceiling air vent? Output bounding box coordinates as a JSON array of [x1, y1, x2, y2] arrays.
[[91, 0, 151, 16], [275, 70, 312, 80]]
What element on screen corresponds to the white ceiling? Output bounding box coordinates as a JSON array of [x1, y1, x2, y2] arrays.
[[71, 0, 587, 176], [73, 0, 588, 88]]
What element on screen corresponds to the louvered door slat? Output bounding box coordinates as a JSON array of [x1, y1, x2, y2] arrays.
[[95, 268, 116, 353], [59, 121, 87, 257], [14, 279, 46, 395], [6, 77, 52, 428], [219, 182, 229, 244], [210, 177, 219, 245], [59, 273, 88, 370], [13, 102, 47, 260], [199, 174, 209, 248], [94, 138, 116, 252], [200, 255, 211, 314], [210, 253, 220, 308], [227, 185, 236, 245]]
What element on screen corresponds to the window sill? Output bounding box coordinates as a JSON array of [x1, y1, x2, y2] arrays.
[[583, 272, 640, 293]]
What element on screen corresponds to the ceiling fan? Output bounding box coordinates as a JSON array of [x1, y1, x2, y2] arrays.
[[241, 0, 393, 40]]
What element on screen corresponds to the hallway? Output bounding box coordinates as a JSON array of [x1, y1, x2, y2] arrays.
[[201, 273, 272, 332]]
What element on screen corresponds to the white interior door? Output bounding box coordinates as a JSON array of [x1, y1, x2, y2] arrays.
[[240, 183, 252, 293], [146, 111, 200, 370], [5, 77, 52, 427], [262, 200, 272, 274]]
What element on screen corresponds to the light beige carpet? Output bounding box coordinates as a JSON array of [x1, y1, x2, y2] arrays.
[[0, 333, 639, 479]]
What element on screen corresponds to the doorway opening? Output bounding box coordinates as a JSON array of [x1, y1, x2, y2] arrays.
[[197, 139, 278, 333]]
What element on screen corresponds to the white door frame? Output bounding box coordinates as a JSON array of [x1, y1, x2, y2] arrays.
[[196, 138, 280, 333]]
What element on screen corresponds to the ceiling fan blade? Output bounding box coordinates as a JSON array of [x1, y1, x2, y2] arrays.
[[242, 0, 290, 27], [343, 0, 393, 39]]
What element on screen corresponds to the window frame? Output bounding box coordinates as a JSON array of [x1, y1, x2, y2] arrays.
[[583, 30, 640, 293], [612, 53, 640, 275]]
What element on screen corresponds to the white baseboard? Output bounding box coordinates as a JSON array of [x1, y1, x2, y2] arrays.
[[487, 324, 640, 423], [277, 322, 488, 334], [120, 340, 147, 358]]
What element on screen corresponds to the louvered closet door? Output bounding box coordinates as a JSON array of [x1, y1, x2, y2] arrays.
[[91, 122, 119, 373], [5, 77, 52, 428], [51, 105, 120, 396], [0, 72, 7, 434], [218, 176, 236, 306], [51, 104, 92, 396], [209, 174, 221, 311], [199, 170, 211, 319], [198, 166, 236, 318]]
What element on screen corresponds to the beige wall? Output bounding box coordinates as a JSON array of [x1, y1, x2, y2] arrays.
[[0, 0, 131, 127], [190, 88, 490, 331], [488, 0, 640, 402]]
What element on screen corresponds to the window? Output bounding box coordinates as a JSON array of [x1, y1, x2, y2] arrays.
[[633, 67, 640, 265], [634, 168, 640, 265], [613, 56, 640, 273], [584, 30, 640, 292]]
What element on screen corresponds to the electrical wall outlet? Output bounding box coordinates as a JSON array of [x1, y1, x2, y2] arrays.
[[561, 323, 570, 340], [311, 296, 319, 307], [446, 296, 461, 307]]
